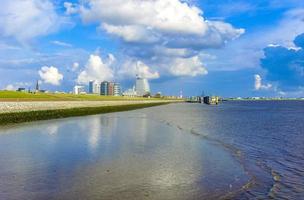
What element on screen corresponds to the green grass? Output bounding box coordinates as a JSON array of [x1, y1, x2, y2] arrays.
[[0, 102, 170, 126], [0, 91, 167, 101]]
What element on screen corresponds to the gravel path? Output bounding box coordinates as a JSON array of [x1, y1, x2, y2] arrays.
[[0, 101, 172, 114]]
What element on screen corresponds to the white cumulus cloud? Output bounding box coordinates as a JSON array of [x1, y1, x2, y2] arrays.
[[74, 0, 244, 78], [169, 56, 208, 77], [39, 66, 63, 86], [77, 54, 114, 84], [102, 24, 159, 44], [119, 60, 160, 79], [81, 0, 209, 36], [80, 0, 244, 47], [0, 0, 66, 42], [64, 2, 79, 15], [254, 74, 272, 90]]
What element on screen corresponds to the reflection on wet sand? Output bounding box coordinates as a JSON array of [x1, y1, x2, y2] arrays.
[[0, 107, 249, 200]]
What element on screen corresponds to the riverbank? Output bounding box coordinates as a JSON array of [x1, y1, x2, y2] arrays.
[[0, 101, 173, 126]]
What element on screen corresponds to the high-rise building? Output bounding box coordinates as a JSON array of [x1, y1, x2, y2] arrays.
[[113, 83, 121, 96], [89, 80, 101, 94], [89, 80, 94, 94], [74, 85, 85, 95], [100, 81, 121, 96], [135, 75, 150, 96], [94, 83, 100, 94], [108, 82, 115, 96], [100, 81, 109, 95]]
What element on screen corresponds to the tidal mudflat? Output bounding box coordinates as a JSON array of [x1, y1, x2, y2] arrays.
[[0, 104, 248, 200]]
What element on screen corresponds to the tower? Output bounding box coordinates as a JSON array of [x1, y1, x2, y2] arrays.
[[35, 80, 39, 92], [135, 75, 150, 96]]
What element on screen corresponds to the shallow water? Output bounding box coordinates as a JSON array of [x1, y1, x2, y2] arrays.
[[0, 101, 303, 199], [0, 105, 248, 200], [144, 101, 304, 199]]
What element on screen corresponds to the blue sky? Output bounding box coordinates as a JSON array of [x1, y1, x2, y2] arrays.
[[1, 0, 304, 97]]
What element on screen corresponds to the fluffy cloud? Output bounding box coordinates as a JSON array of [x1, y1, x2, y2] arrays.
[[118, 60, 160, 79], [0, 0, 66, 42], [169, 56, 208, 77], [80, 0, 244, 47], [77, 54, 114, 84], [39, 66, 63, 85], [254, 74, 272, 90], [64, 2, 79, 15], [261, 33, 304, 91], [81, 0, 209, 36], [102, 24, 159, 44], [76, 0, 244, 78]]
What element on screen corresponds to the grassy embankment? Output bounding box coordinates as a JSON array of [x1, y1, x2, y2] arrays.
[[0, 91, 169, 101], [0, 91, 180, 125], [0, 102, 170, 126]]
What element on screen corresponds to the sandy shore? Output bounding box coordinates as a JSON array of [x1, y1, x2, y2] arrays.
[[0, 100, 175, 114]]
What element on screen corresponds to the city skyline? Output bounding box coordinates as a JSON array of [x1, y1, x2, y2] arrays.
[[1, 0, 304, 97]]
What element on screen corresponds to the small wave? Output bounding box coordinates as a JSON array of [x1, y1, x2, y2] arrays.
[[159, 119, 262, 199]]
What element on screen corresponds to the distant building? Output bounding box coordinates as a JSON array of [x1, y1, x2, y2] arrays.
[[55, 91, 66, 94], [108, 82, 115, 96], [203, 96, 219, 105], [89, 81, 94, 94], [17, 88, 26, 92], [123, 87, 137, 97], [74, 85, 85, 95], [100, 81, 109, 95], [113, 83, 121, 96], [89, 80, 100, 94], [35, 80, 39, 92], [135, 75, 150, 96], [154, 92, 162, 98], [100, 81, 121, 96]]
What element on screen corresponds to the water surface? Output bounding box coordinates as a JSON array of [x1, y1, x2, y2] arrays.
[[145, 101, 304, 199], [1, 101, 302, 199], [0, 105, 248, 200]]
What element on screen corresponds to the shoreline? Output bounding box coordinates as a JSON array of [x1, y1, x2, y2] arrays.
[[0, 102, 172, 126]]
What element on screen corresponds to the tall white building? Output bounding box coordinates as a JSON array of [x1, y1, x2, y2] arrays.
[[74, 85, 85, 95], [135, 75, 150, 96], [89, 80, 100, 94]]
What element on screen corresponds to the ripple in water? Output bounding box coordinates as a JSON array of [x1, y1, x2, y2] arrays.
[[145, 101, 304, 199]]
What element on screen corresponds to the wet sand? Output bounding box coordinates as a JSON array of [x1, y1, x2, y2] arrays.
[[0, 105, 249, 199]]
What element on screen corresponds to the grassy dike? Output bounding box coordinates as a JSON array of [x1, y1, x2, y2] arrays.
[[0, 102, 170, 126]]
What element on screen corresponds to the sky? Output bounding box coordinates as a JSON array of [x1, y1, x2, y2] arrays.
[[1, 0, 304, 97]]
